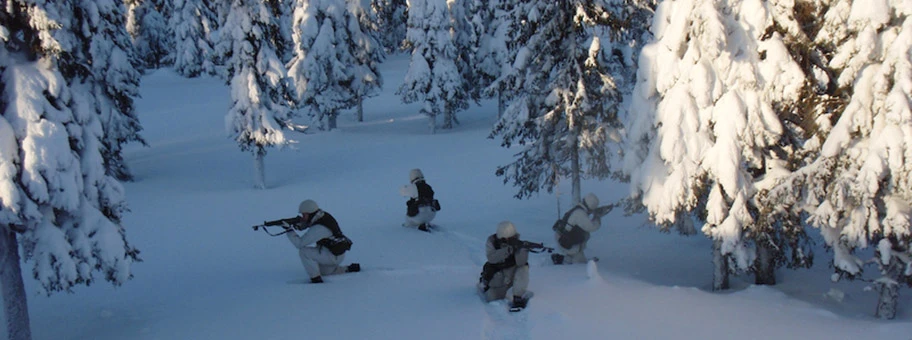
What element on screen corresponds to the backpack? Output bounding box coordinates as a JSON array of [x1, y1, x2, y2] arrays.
[[557, 225, 587, 249], [312, 212, 352, 255], [406, 199, 419, 217], [406, 198, 440, 216], [551, 205, 582, 232], [552, 205, 588, 249], [318, 235, 353, 256]]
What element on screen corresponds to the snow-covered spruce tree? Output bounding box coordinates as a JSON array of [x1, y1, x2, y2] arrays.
[[274, 0, 297, 63], [600, 0, 653, 92], [223, 0, 296, 189], [371, 0, 408, 53], [56, 0, 146, 182], [450, 0, 480, 118], [751, 0, 846, 285], [622, 0, 807, 290], [346, 0, 386, 123], [398, 0, 468, 133], [773, 0, 912, 319], [1, 3, 139, 340], [467, 0, 486, 64], [125, 0, 173, 71], [287, 0, 357, 130], [490, 0, 628, 204], [207, 0, 233, 79], [476, 0, 512, 118], [170, 0, 218, 77]]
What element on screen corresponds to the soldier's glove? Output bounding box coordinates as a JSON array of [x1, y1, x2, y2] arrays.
[[495, 238, 512, 253], [493, 237, 504, 250], [505, 237, 522, 252], [282, 221, 293, 230]]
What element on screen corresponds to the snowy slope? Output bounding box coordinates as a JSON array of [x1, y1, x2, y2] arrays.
[[5, 54, 912, 340]]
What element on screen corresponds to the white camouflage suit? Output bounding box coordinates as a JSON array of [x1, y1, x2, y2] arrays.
[[480, 234, 530, 302], [285, 211, 348, 280], [554, 194, 602, 264], [400, 169, 436, 228]]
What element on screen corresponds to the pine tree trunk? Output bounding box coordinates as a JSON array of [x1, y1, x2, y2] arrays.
[[677, 217, 697, 236], [712, 238, 730, 291], [356, 99, 364, 122], [876, 280, 899, 320], [442, 108, 452, 129], [328, 112, 338, 130], [1, 227, 32, 340], [570, 134, 581, 204], [428, 113, 436, 134], [754, 239, 777, 285], [254, 147, 266, 190], [875, 254, 902, 319], [442, 107, 458, 129]]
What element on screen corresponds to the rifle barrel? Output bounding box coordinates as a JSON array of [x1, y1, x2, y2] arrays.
[[263, 216, 302, 227], [593, 204, 615, 217]]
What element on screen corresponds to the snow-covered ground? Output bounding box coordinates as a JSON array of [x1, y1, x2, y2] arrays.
[[6, 54, 912, 339]]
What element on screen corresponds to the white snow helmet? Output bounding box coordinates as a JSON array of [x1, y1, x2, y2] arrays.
[[409, 168, 425, 183], [583, 193, 599, 210], [298, 199, 319, 214], [496, 221, 518, 239]]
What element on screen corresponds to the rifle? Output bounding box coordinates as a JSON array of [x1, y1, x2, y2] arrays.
[[252, 216, 304, 236], [591, 204, 615, 218], [513, 240, 554, 254]]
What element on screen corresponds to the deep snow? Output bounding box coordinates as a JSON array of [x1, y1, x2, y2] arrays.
[[3, 54, 912, 340]]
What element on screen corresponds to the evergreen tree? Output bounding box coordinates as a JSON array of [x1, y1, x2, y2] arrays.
[[484, 0, 531, 122], [448, 0, 479, 126], [275, 0, 297, 64], [207, 0, 233, 79], [467, 0, 486, 62], [749, 0, 837, 286], [125, 0, 173, 71], [476, 0, 512, 118], [287, 0, 357, 130], [372, 0, 408, 53], [1, 2, 140, 339], [766, 0, 912, 319], [59, 0, 146, 182], [491, 0, 628, 204], [170, 0, 218, 77], [622, 0, 808, 290], [398, 0, 467, 133], [223, 0, 296, 189], [346, 0, 386, 122]]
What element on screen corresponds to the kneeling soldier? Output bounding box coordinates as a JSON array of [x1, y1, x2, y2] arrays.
[[478, 221, 530, 311]]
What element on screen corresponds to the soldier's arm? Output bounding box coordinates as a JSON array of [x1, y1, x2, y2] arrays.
[[486, 237, 513, 264], [286, 225, 332, 248]]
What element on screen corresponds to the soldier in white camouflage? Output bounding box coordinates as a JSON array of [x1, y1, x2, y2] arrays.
[[477, 221, 530, 311], [400, 168, 439, 232], [551, 193, 602, 265]]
